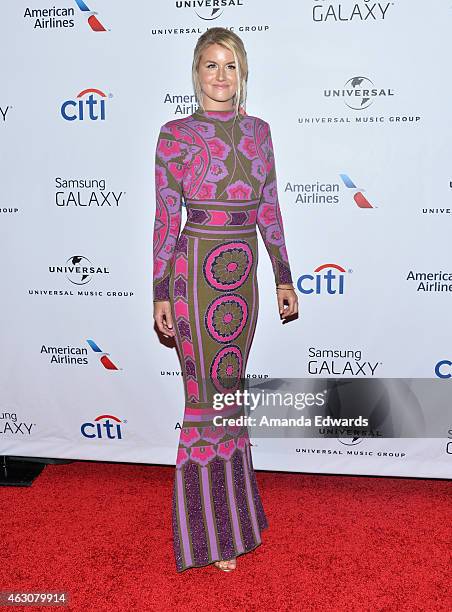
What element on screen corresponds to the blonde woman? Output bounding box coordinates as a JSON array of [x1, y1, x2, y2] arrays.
[[153, 27, 298, 572]]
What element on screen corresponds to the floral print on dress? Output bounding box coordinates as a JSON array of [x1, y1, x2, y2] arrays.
[[226, 179, 253, 200], [155, 164, 168, 190], [157, 137, 184, 162], [239, 116, 254, 137], [159, 185, 181, 215], [251, 157, 266, 183], [265, 224, 285, 247], [258, 203, 276, 227], [175, 436, 251, 468], [238, 135, 258, 160], [197, 181, 217, 199], [207, 160, 228, 183], [180, 427, 201, 447], [191, 121, 215, 139], [153, 109, 292, 572], [208, 137, 231, 161], [153, 112, 293, 302], [256, 123, 293, 281], [201, 425, 226, 443]]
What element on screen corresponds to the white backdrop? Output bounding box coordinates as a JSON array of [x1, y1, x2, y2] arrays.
[[1, 0, 451, 478]]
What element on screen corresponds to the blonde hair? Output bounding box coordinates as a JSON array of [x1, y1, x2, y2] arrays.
[[192, 27, 248, 115]]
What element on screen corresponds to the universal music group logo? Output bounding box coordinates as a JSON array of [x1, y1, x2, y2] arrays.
[[326, 76, 394, 111], [153, 1, 269, 36], [53, 255, 110, 285], [28, 254, 134, 299], [299, 73, 421, 126], [175, 0, 245, 21]]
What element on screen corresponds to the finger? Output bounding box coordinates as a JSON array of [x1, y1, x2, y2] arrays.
[[281, 304, 290, 318], [161, 309, 176, 337], [163, 321, 175, 337], [165, 308, 174, 332], [288, 296, 298, 316], [162, 322, 175, 337], [282, 296, 297, 318], [153, 305, 168, 334], [156, 312, 168, 335]]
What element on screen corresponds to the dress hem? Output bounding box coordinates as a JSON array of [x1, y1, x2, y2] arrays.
[[175, 522, 269, 573]]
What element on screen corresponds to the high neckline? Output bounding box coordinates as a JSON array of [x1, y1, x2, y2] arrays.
[[193, 106, 239, 123]]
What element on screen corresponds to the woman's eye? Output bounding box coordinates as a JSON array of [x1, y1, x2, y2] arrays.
[[206, 64, 235, 69]]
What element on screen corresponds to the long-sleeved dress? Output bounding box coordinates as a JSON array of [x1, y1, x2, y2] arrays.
[[153, 107, 293, 572]]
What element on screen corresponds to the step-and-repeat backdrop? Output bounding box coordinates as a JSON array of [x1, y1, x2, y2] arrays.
[[1, 1, 451, 478]]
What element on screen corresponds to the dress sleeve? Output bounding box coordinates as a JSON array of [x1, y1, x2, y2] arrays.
[[153, 122, 184, 302], [256, 121, 293, 286]]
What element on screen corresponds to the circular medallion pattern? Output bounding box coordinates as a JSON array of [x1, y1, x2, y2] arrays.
[[210, 345, 243, 394], [203, 241, 253, 290], [205, 294, 248, 343]]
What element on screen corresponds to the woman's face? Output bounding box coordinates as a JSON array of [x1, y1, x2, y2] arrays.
[[198, 43, 238, 108]]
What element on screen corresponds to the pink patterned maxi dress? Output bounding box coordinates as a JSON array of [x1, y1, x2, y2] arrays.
[[152, 107, 293, 572]]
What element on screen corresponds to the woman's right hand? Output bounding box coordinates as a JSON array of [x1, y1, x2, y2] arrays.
[[153, 300, 176, 338]]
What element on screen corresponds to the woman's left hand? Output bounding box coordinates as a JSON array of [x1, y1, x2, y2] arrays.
[[277, 284, 299, 321]]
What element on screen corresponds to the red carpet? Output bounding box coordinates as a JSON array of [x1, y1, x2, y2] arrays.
[[1, 461, 450, 611]]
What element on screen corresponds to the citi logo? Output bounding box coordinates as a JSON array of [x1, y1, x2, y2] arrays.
[[61, 88, 111, 121], [81, 414, 126, 439], [74, 0, 107, 31], [297, 263, 350, 295], [435, 360, 452, 379], [86, 339, 120, 370], [340, 174, 374, 208]]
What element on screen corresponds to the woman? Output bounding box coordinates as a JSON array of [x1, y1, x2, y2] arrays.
[[153, 27, 298, 572]]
